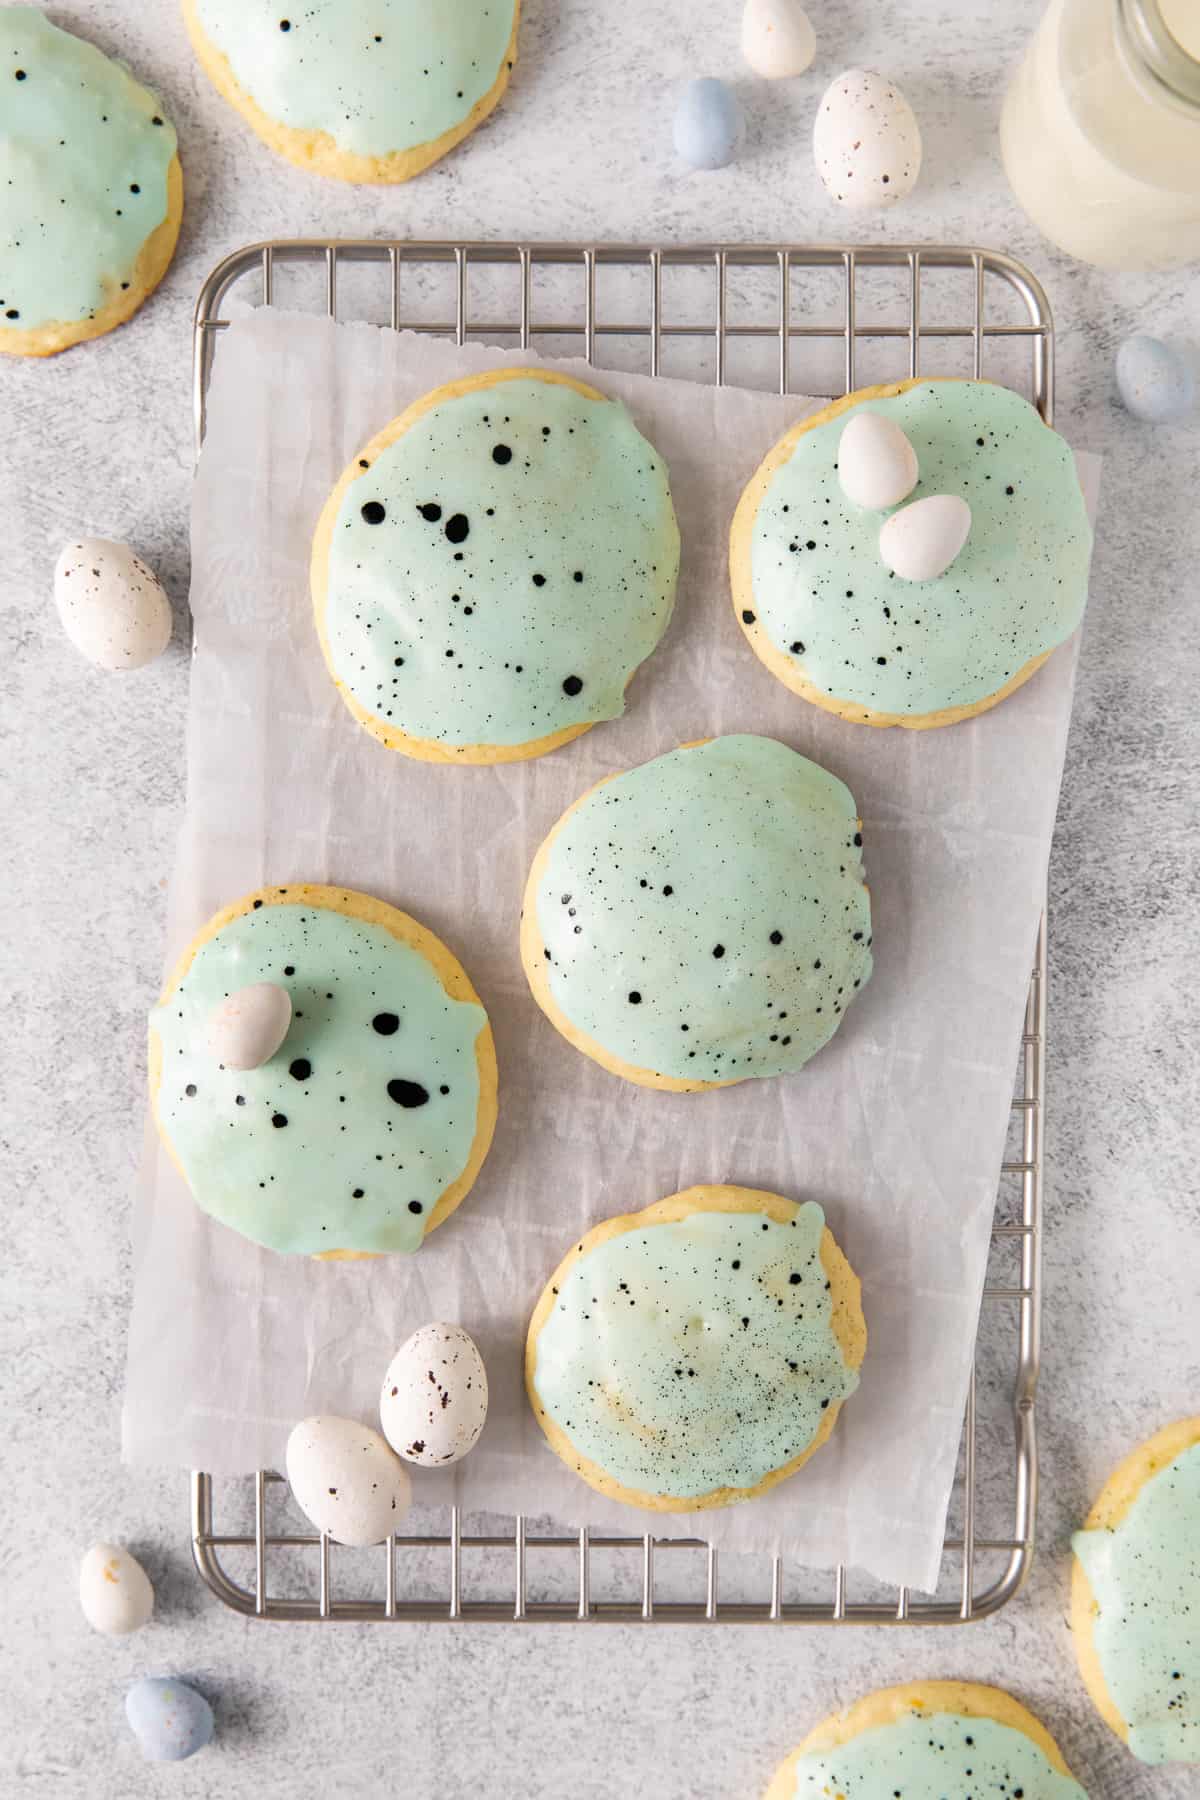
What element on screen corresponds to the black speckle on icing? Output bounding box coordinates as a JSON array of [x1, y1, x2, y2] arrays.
[[388, 1079, 430, 1108], [361, 501, 386, 525], [372, 1012, 399, 1035]]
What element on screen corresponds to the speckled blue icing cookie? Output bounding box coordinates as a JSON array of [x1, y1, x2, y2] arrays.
[[730, 378, 1092, 728], [149, 885, 497, 1256], [525, 1186, 865, 1510], [0, 10, 181, 357], [312, 368, 680, 762], [521, 735, 872, 1090], [766, 1683, 1088, 1799], [183, 0, 519, 182], [1072, 1419, 1200, 1765]]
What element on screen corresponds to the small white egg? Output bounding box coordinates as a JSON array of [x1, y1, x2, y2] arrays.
[[838, 411, 919, 509], [813, 68, 922, 209], [380, 1323, 488, 1467], [741, 0, 815, 78], [285, 1416, 411, 1546], [207, 981, 292, 1070], [79, 1542, 154, 1636], [879, 494, 972, 581], [54, 538, 171, 671]]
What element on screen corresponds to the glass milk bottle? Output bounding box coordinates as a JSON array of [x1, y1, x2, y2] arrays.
[[1001, 0, 1200, 269]]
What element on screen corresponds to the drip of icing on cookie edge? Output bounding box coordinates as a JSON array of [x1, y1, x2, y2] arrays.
[[192, 0, 517, 158], [1072, 1442, 1200, 1765], [534, 735, 872, 1083], [0, 11, 177, 331], [150, 902, 487, 1254], [325, 376, 679, 749], [789, 1708, 1088, 1797], [533, 1204, 856, 1499], [748, 381, 1091, 715]]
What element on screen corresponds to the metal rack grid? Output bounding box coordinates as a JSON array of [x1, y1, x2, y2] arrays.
[[190, 240, 1051, 1624]]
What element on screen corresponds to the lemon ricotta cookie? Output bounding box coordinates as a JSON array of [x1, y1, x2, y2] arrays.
[[149, 884, 497, 1257], [521, 734, 872, 1090], [0, 9, 181, 357], [765, 1681, 1088, 1798], [312, 368, 680, 763], [526, 1185, 865, 1512], [731, 377, 1091, 728], [1071, 1416, 1200, 1766], [182, 0, 519, 181]]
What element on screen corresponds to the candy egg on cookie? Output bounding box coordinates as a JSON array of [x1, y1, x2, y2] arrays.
[[380, 1323, 489, 1466], [879, 494, 972, 582]]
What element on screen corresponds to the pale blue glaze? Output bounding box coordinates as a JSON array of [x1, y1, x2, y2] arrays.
[[789, 1708, 1087, 1797], [0, 10, 176, 332], [151, 898, 489, 1255], [748, 381, 1092, 716], [325, 375, 678, 749], [193, 0, 516, 157], [534, 735, 872, 1083], [533, 1201, 857, 1500], [1073, 1442, 1200, 1765]]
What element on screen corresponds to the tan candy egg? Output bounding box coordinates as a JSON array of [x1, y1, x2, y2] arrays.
[[380, 1323, 489, 1467], [741, 0, 816, 79], [879, 494, 972, 581], [285, 1416, 411, 1545], [54, 538, 171, 671], [838, 412, 920, 509], [813, 69, 922, 209], [79, 1542, 155, 1636], [207, 982, 292, 1070]]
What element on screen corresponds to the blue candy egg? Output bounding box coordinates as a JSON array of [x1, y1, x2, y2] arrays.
[[125, 1677, 214, 1763], [674, 78, 744, 170], [1115, 334, 1195, 423]]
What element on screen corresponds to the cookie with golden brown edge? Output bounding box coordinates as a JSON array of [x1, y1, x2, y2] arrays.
[[526, 1185, 865, 1512]]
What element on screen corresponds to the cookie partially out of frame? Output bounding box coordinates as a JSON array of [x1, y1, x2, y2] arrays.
[[766, 1681, 1087, 1798], [526, 1185, 865, 1512], [0, 10, 182, 358], [312, 367, 680, 763], [149, 884, 497, 1257], [1071, 1416, 1200, 1766], [182, 0, 519, 183], [730, 377, 1091, 729], [520, 734, 872, 1090]]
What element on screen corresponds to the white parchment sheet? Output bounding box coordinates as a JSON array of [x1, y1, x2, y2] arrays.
[[123, 308, 1100, 1592]]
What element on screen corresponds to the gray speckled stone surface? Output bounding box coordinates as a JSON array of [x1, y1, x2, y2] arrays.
[[1, 2, 1198, 1795]]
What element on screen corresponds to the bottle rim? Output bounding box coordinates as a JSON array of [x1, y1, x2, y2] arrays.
[[1119, 0, 1200, 114]]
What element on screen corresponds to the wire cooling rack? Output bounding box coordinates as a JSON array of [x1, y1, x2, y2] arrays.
[[189, 240, 1051, 1624]]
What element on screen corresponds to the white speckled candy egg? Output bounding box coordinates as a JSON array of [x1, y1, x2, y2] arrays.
[[79, 1542, 154, 1636], [838, 411, 919, 509], [285, 1415, 411, 1546], [741, 0, 815, 78], [813, 69, 922, 209], [207, 982, 292, 1070], [879, 493, 972, 581], [53, 538, 171, 671], [673, 78, 744, 170], [380, 1323, 489, 1467], [1115, 334, 1196, 423], [125, 1677, 213, 1763]]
